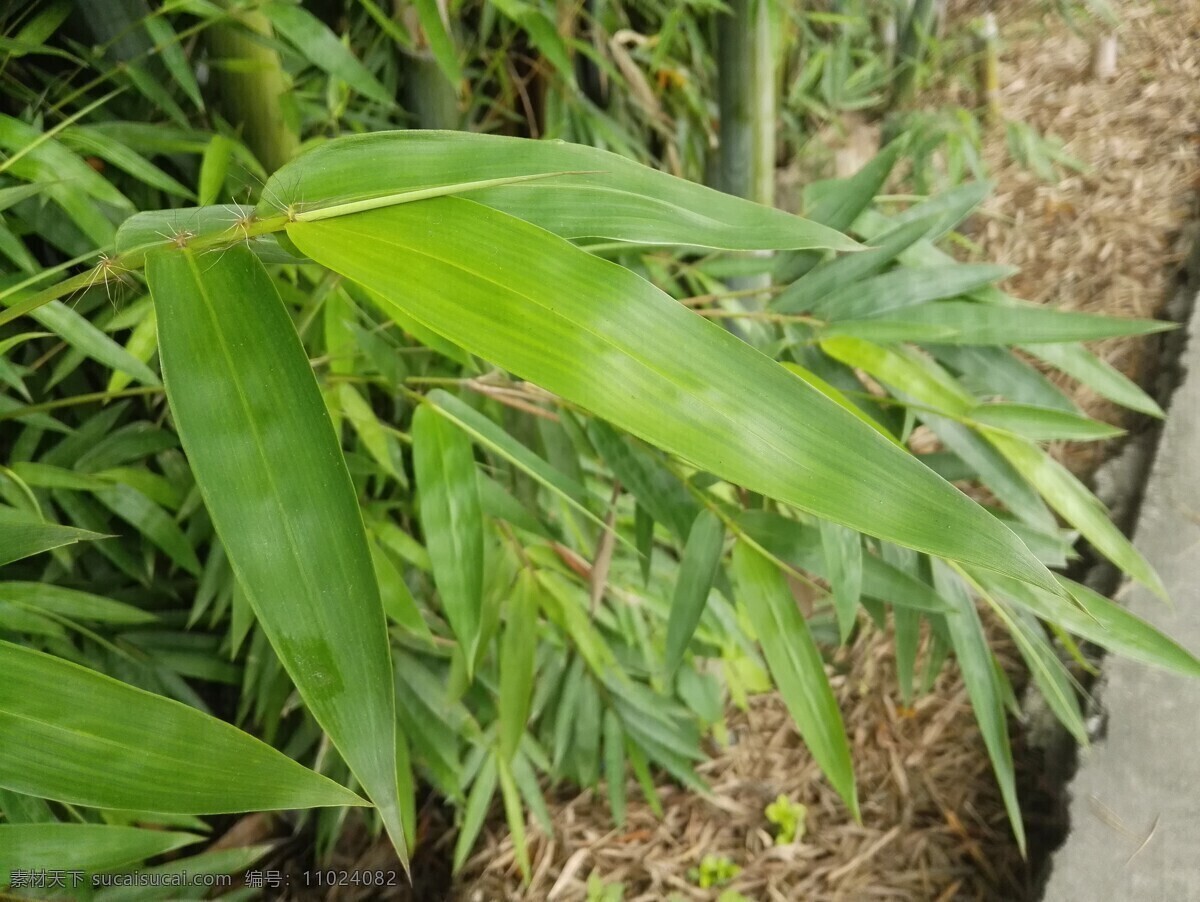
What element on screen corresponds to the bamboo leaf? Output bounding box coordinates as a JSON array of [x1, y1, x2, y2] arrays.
[[337, 382, 401, 480], [0, 582, 156, 625], [773, 216, 937, 314], [814, 265, 1016, 320], [92, 844, 275, 902], [263, 131, 858, 252], [933, 561, 1025, 854], [413, 403, 484, 671], [824, 301, 1171, 344], [975, 570, 1200, 678], [290, 200, 1058, 593], [0, 824, 201, 879], [1030, 342, 1164, 418], [0, 510, 105, 567], [261, 2, 394, 105], [604, 710, 627, 828], [732, 541, 858, 816], [411, 0, 463, 86], [968, 403, 1124, 442], [145, 244, 405, 863], [983, 428, 1163, 597], [452, 754, 497, 873], [499, 570, 539, 762], [425, 389, 600, 518], [820, 520, 862, 642], [0, 641, 366, 813], [663, 510, 724, 679]]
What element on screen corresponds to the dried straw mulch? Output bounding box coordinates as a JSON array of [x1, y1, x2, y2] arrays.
[[453, 3, 1199, 901], [455, 622, 1043, 902], [950, 0, 1200, 474]]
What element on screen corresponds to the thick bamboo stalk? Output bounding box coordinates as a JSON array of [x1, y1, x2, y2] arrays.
[[395, 1, 460, 130], [205, 11, 299, 173], [714, 0, 776, 330], [715, 0, 775, 207]]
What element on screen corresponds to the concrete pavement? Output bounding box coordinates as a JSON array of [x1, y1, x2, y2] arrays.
[[1043, 294, 1200, 901]]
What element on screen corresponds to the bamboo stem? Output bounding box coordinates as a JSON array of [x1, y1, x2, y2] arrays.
[[205, 11, 299, 173]]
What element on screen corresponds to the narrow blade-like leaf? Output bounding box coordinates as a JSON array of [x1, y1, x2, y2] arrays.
[[145, 244, 405, 862], [0, 824, 200, 879], [663, 510, 724, 678], [412, 402, 484, 670], [732, 541, 858, 816], [0, 641, 366, 813], [289, 200, 1058, 593], [263, 131, 858, 252]]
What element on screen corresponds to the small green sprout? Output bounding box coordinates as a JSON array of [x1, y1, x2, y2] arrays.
[[586, 874, 625, 902], [688, 854, 742, 889], [765, 794, 808, 845]]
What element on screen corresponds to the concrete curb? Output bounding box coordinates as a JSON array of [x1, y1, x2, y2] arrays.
[[1042, 283, 1200, 900]]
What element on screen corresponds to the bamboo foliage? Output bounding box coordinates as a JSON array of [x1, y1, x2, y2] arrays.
[[0, 1, 1191, 878]]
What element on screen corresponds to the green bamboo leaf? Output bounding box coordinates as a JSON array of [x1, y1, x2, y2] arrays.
[[452, 754, 497, 873], [199, 135, 235, 205], [0, 509, 105, 567], [260, 2, 394, 105], [0, 641, 366, 813], [933, 561, 1025, 854], [604, 710, 627, 827], [820, 520, 862, 642], [806, 137, 909, 228], [1030, 342, 1165, 418], [870, 180, 992, 241], [92, 483, 201, 576], [732, 541, 858, 816], [824, 301, 1171, 344], [498, 569, 539, 762], [852, 206, 1164, 418], [263, 131, 858, 252], [143, 13, 205, 110], [663, 510, 724, 679], [93, 844, 275, 902], [974, 569, 1200, 678], [737, 511, 953, 615], [107, 306, 158, 395], [930, 345, 1078, 413], [0, 582, 156, 625], [145, 244, 405, 863], [496, 754, 531, 880], [814, 265, 1016, 320], [968, 403, 1124, 442], [4, 297, 161, 388], [773, 216, 937, 314], [62, 126, 195, 199], [337, 382, 401, 480], [490, 0, 573, 79], [412, 403, 484, 670], [0, 824, 201, 879], [425, 388, 600, 518], [370, 541, 431, 638], [983, 428, 1164, 597], [989, 597, 1087, 745], [290, 200, 1057, 593]]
